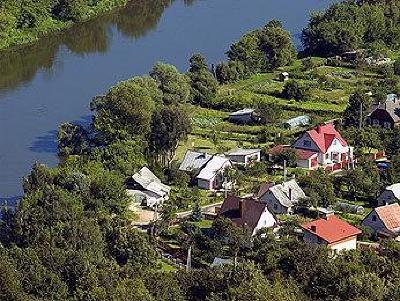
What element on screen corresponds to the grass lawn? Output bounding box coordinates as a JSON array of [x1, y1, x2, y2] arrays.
[[157, 259, 178, 272], [191, 219, 213, 229]]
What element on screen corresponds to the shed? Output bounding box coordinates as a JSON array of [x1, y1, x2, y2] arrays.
[[279, 72, 289, 82], [282, 115, 310, 130], [336, 202, 364, 214], [228, 108, 259, 124]]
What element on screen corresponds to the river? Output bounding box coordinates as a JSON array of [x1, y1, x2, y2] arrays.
[[0, 0, 337, 204]]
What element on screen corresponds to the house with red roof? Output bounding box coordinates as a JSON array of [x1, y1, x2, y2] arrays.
[[218, 196, 277, 236], [362, 203, 400, 240], [292, 123, 354, 171], [301, 214, 361, 253]]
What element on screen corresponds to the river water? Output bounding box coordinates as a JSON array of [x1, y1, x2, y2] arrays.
[[0, 0, 337, 203]]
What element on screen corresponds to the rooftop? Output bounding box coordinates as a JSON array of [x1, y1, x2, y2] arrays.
[[132, 167, 171, 197], [196, 155, 230, 181], [375, 203, 400, 232], [301, 215, 361, 244], [229, 108, 255, 116], [219, 196, 269, 231], [226, 148, 261, 156], [304, 123, 348, 153], [179, 150, 212, 172]]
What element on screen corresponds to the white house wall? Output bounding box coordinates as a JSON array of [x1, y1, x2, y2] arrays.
[[329, 237, 358, 252], [252, 209, 276, 235]]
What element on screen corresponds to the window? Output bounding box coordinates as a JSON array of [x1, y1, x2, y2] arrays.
[[303, 140, 311, 147], [372, 215, 377, 222], [326, 153, 329, 159], [373, 119, 379, 126], [384, 122, 391, 129], [273, 204, 278, 210]]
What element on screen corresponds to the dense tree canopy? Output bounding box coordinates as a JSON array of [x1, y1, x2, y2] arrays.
[[302, 0, 400, 56]]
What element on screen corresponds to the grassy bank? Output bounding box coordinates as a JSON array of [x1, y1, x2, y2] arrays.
[[0, 0, 128, 51]]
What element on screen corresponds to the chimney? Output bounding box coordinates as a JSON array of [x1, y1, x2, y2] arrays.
[[288, 188, 292, 201], [316, 124, 321, 133], [310, 225, 317, 232], [239, 199, 245, 218]]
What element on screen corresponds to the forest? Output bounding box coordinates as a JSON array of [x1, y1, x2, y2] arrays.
[[0, 0, 128, 50]]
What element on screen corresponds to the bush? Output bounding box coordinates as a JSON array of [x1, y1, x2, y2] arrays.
[[281, 80, 310, 101]]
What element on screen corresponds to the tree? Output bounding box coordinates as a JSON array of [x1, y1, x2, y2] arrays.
[[90, 77, 160, 143], [258, 20, 296, 70], [227, 31, 266, 73], [150, 62, 191, 105], [108, 225, 156, 268], [343, 91, 372, 128], [394, 60, 400, 75], [256, 101, 283, 124], [299, 168, 336, 208], [0, 251, 25, 301], [191, 202, 202, 222], [215, 60, 246, 84], [57, 122, 90, 157], [187, 53, 218, 105], [343, 162, 382, 200], [149, 106, 191, 165], [281, 80, 310, 101], [92, 139, 146, 177]]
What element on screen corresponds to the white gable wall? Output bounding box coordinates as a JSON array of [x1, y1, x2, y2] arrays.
[[329, 237, 358, 252], [252, 208, 276, 235]]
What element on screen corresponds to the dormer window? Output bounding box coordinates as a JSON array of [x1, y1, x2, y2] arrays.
[[303, 140, 311, 147], [372, 215, 377, 222]]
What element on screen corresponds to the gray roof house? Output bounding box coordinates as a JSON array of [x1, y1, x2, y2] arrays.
[[367, 94, 400, 129], [228, 108, 259, 124], [258, 179, 306, 214], [377, 183, 400, 206], [128, 167, 171, 209], [179, 151, 212, 172], [282, 115, 310, 130], [226, 148, 261, 167], [196, 155, 232, 190]]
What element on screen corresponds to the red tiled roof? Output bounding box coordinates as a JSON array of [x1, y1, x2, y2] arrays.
[[375, 203, 400, 232], [295, 149, 318, 160], [219, 196, 269, 231], [306, 123, 348, 153], [301, 215, 361, 244]]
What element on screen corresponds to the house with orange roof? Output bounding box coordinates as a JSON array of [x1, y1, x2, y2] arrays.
[[301, 214, 362, 253], [292, 123, 354, 171], [362, 203, 400, 240]]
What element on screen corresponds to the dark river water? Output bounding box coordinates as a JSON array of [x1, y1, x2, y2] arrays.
[[0, 0, 337, 203]]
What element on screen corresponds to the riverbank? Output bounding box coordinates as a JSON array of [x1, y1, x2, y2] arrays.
[[0, 0, 128, 52]]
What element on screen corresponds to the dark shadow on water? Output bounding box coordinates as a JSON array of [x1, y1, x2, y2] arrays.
[[0, 196, 21, 208], [29, 130, 58, 154], [29, 114, 92, 154]]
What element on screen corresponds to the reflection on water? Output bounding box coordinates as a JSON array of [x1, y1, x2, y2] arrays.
[[0, 0, 337, 198], [0, 0, 174, 93]]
